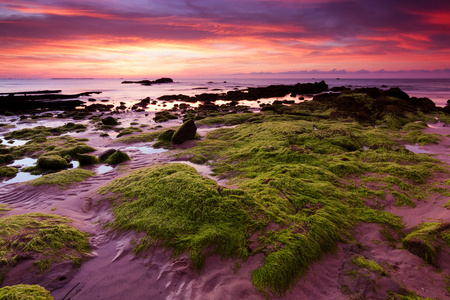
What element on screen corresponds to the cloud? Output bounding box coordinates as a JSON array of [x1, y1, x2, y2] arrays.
[[0, 0, 449, 77]]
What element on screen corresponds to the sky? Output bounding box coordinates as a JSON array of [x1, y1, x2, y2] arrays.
[[0, 0, 449, 78]]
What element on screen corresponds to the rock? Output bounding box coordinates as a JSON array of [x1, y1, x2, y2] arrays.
[[98, 149, 117, 162], [37, 155, 70, 170], [77, 154, 99, 166], [158, 130, 175, 143], [101, 116, 119, 126], [381, 87, 410, 101], [104, 150, 131, 165], [172, 120, 197, 144]]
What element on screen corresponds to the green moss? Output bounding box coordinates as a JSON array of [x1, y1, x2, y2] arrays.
[[401, 130, 441, 145], [77, 154, 99, 166], [28, 169, 95, 188], [392, 191, 416, 207], [115, 130, 164, 143], [0, 166, 18, 177], [0, 154, 14, 164], [104, 150, 130, 165], [196, 112, 257, 126], [387, 291, 436, 300], [10, 135, 96, 159], [91, 110, 449, 297], [4, 123, 87, 140], [153, 129, 175, 148], [117, 126, 143, 137], [154, 111, 178, 122], [444, 200, 450, 209], [99, 163, 254, 270], [402, 222, 449, 265], [36, 155, 70, 170], [402, 122, 429, 131], [352, 255, 386, 275], [101, 116, 119, 126], [444, 275, 450, 293], [0, 284, 53, 300], [0, 213, 91, 277]]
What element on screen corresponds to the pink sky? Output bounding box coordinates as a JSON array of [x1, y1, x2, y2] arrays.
[[0, 0, 449, 78]]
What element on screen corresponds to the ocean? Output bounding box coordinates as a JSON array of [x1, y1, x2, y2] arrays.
[[0, 77, 449, 107]]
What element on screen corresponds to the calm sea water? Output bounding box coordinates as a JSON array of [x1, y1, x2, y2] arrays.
[[0, 77, 449, 107]]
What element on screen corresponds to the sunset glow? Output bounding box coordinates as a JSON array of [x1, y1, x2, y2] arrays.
[[1, 0, 449, 78]]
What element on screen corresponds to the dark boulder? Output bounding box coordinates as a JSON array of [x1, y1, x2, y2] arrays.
[[442, 104, 450, 114], [382, 87, 410, 101], [410, 97, 436, 113], [172, 120, 197, 144]]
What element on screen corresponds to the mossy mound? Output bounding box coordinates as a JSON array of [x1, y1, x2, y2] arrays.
[[104, 150, 130, 165], [101, 116, 119, 126], [99, 163, 255, 269], [0, 154, 14, 164], [0, 213, 91, 278], [0, 166, 18, 177], [77, 154, 99, 166], [28, 169, 95, 188], [36, 155, 70, 170], [0, 284, 53, 300], [402, 222, 450, 265], [153, 129, 175, 148]]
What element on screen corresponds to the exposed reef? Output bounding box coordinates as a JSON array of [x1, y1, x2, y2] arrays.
[[157, 80, 329, 102], [0, 90, 101, 112]]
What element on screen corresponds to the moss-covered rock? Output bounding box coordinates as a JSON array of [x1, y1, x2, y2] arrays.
[[0, 213, 91, 279], [36, 155, 70, 170], [104, 150, 130, 165], [0, 284, 53, 300], [77, 153, 99, 166], [0, 154, 14, 164], [0, 166, 18, 177], [101, 116, 119, 126]]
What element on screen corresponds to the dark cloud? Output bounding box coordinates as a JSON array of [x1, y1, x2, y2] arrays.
[[2, 0, 449, 45]]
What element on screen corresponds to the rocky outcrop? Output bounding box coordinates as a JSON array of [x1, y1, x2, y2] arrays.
[[157, 81, 329, 103], [0, 90, 101, 112], [121, 78, 173, 86]]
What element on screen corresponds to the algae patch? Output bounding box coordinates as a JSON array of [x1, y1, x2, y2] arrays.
[[27, 169, 95, 189], [99, 163, 254, 270], [0, 213, 91, 280], [0, 284, 53, 300]]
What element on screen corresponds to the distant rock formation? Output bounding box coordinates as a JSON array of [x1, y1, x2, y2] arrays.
[[158, 81, 329, 103], [121, 78, 174, 86]]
